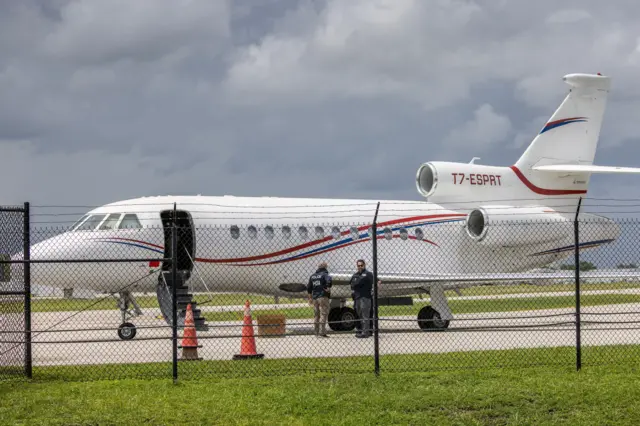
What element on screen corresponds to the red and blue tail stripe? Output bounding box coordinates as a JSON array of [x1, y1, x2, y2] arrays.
[[540, 117, 587, 134]]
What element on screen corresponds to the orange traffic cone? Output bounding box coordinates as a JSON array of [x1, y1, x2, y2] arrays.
[[179, 303, 202, 361], [233, 300, 264, 360]]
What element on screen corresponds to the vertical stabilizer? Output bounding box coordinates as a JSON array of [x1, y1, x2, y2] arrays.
[[516, 73, 611, 170], [512, 73, 611, 208]]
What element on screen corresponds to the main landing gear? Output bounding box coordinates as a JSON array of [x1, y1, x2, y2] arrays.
[[328, 306, 358, 332], [326, 285, 453, 333], [417, 306, 450, 330], [418, 283, 453, 331], [116, 291, 143, 340]]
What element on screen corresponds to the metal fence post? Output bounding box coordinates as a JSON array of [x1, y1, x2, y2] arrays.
[[574, 197, 582, 371], [23, 202, 32, 379], [372, 202, 380, 376], [172, 203, 178, 383]]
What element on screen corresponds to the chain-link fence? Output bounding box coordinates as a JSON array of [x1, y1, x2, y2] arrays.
[[2, 202, 640, 381], [0, 204, 30, 380]]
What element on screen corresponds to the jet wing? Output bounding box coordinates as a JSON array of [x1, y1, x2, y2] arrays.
[[328, 269, 640, 297]]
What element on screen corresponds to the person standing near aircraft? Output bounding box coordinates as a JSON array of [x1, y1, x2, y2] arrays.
[[350, 259, 374, 338], [307, 261, 332, 337]]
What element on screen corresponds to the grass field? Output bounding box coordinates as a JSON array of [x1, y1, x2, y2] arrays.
[[28, 281, 640, 313], [2, 346, 640, 424], [196, 293, 640, 322]]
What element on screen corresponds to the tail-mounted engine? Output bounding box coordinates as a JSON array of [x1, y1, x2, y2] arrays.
[[465, 206, 571, 246], [416, 161, 511, 204]]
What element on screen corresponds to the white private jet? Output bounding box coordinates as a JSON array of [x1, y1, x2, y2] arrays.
[[8, 72, 640, 340]]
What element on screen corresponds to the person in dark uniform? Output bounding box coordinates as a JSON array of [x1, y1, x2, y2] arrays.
[[307, 261, 332, 337], [350, 259, 375, 338]]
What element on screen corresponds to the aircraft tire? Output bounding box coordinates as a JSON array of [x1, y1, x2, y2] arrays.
[[328, 308, 344, 331], [328, 307, 358, 332], [417, 306, 449, 331], [118, 322, 137, 340], [339, 307, 357, 332]]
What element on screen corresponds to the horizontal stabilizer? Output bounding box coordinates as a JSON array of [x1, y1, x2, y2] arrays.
[[532, 164, 640, 174]]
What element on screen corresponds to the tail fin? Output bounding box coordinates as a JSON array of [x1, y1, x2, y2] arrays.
[[515, 73, 612, 171]]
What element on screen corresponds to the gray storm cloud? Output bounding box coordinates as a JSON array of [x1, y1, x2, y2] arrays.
[[1, 0, 640, 211]]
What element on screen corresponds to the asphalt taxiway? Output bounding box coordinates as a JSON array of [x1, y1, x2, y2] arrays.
[[19, 296, 640, 367]]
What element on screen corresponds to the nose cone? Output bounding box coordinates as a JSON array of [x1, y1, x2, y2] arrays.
[[30, 233, 83, 261], [16, 232, 91, 291]]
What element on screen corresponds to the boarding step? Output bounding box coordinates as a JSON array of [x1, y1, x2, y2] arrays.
[[157, 270, 209, 332]]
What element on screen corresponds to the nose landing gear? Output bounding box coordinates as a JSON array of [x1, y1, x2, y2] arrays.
[[116, 291, 143, 340]]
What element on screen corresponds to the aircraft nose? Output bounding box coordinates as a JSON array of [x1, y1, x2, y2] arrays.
[[30, 233, 86, 261], [16, 232, 91, 290]]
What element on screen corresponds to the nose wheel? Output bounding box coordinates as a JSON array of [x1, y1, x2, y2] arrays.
[[116, 291, 143, 340], [118, 322, 137, 340]]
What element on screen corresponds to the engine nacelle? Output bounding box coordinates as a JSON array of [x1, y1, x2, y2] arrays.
[[465, 206, 571, 246], [415, 161, 510, 204]]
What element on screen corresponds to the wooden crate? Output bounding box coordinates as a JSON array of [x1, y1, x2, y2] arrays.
[[256, 314, 286, 337]]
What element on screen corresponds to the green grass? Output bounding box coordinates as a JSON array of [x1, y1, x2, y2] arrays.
[[28, 281, 640, 314], [30, 293, 299, 313], [450, 281, 640, 296], [2, 346, 640, 424], [198, 293, 640, 322]]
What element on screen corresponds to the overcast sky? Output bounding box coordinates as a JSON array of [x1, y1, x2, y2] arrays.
[[2, 0, 640, 217]]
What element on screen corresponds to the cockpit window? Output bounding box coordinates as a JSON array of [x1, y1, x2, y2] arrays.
[[71, 215, 89, 230], [76, 214, 106, 231], [119, 214, 142, 229], [99, 213, 121, 230]]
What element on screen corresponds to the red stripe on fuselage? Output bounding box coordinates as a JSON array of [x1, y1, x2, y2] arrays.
[[194, 214, 464, 264], [103, 238, 164, 249], [231, 235, 439, 266]]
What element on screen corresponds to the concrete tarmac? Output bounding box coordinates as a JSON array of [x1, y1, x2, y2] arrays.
[[23, 300, 640, 367]]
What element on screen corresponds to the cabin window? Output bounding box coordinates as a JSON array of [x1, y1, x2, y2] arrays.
[[230, 225, 240, 239], [315, 226, 324, 238], [119, 214, 142, 229], [265, 226, 274, 239], [298, 226, 308, 239], [99, 213, 121, 230], [399, 228, 408, 240], [415, 228, 424, 241], [282, 226, 291, 239], [331, 226, 341, 239], [384, 227, 392, 240], [248, 226, 257, 239], [76, 214, 106, 231], [350, 226, 360, 240]]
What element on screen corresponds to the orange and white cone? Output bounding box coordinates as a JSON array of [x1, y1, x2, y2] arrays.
[[233, 300, 264, 360], [179, 303, 202, 361]]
